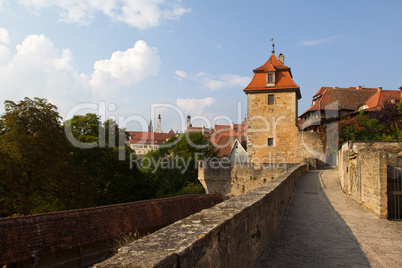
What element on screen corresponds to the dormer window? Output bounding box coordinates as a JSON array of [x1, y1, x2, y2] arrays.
[[266, 72, 275, 87], [267, 73, 273, 83]]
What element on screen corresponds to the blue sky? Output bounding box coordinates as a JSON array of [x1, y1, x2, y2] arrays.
[[0, 0, 401, 132]]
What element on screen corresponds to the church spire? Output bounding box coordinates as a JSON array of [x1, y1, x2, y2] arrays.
[[148, 120, 153, 133]]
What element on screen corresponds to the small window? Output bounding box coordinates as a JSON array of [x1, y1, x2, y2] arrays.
[[267, 73, 273, 83], [268, 94, 274, 105], [267, 138, 274, 146]]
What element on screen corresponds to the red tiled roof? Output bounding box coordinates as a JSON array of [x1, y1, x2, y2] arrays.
[[0, 194, 223, 265], [127, 131, 176, 144], [300, 87, 379, 117], [210, 120, 247, 157], [253, 54, 290, 72], [363, 89, 401, 111], [214, 123, 245, 133], [187, 127, 212, 136], [244, 54, 300, 96], [266, 63, 276, 72]]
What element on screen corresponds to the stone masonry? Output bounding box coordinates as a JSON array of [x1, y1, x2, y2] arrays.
[[244, 52, 324, 166], [94, 164, 308, 268], [247, 91, 323, 164], [338, 141, 402, 218], [198, 161, 287, 198]]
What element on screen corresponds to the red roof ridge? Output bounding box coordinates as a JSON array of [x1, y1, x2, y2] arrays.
[[253, 54, 289, 73], [266, 63, 276, 72], [0, 195, 224, 265]]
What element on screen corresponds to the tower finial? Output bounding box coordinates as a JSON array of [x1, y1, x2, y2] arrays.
[[270, 38, 275, 54]]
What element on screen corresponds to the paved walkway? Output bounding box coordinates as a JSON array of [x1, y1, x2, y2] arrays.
[[255, 168, 402, 268]]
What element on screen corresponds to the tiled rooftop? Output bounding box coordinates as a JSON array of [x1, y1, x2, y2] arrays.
[[301, 87, 402, 117], [210, 120, 247, 157], [127, 131, 176, 145], [0, 194, 223, 265], [244, 54, 300, 93]]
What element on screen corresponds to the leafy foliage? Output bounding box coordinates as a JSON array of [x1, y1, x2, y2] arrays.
[[0, 98, 97, 216], [367, 100, 401, 129], [338, 112, 383, 145], [63, 116, 149, 206], [0, 98, 212, 218], [320, 101, 402, 150], [142, 132, 216, 198]]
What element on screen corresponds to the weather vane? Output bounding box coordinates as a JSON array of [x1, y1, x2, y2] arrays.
[[270, 38, 275, 54]]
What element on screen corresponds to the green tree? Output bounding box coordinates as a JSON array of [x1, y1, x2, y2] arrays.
[[63, 113, 150, 206], [63, 113, 100, 146], [142, 132, 216, 198], [0, 98, 96, 217], [338, 113, 383, 146], [368, 100, 401, 129], [103, 119, 130, 148]]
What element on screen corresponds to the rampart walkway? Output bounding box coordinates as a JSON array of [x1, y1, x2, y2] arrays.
[[255, 168, 402, 267]]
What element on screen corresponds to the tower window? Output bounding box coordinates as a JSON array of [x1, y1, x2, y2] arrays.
[[267, 94, 274, 105], [267, 138, 274, 146], [267, 73, 273, 83], [266, 72, 275, 87]]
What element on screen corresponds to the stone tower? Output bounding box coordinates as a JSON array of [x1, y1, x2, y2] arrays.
[[186, 115, 192, 131], [156, 114, 162, 133], [244, 50, 308, 165]]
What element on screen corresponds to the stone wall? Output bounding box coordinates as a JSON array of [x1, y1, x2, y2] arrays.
[[0, 194, 223, 267], [338, 141, 402, 218], [94, 164, 308, 268], [198, 161, 287, 198], [246, 92, 325, 165], [230, 163, 287, 196], [198, 161, 232, 198]]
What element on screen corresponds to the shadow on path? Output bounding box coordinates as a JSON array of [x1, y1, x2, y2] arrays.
[[254, 168, 382, 267]]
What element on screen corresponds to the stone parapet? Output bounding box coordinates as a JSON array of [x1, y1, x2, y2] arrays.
[[94, 164, 308, 268]]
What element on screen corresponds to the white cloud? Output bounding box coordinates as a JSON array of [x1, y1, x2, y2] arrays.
[[91, 40, 161, 96], [0, 0, 6, 11], [175, 70, 187, 80], [16, 0, 191, 29], [299, 36, 340, 46], [0, 44, 11, 65], [0, 34, 90, 117], [195, 73, 251, 91], [0, 28, 10, 44], [0, 33, 161, 119], [176, 97, 215, 115]]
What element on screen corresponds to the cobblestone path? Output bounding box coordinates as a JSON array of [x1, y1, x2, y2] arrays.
[[255, 168, 401, 267]]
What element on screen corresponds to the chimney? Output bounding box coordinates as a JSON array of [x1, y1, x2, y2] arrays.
[[356, 86, 362, 90], [399, 87, 402, 99], [333, 87, 339, 90], [202, 126, 205, 135], [278, 53, 285, 64], [377, 87, 382, 92], [231, 122, 234, 130]]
